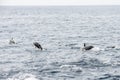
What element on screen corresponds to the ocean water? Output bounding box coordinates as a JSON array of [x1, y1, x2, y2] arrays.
[[0, 6, 120, 80]]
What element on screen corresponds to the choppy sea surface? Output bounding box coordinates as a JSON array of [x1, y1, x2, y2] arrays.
[[0, 6, 120, 80]]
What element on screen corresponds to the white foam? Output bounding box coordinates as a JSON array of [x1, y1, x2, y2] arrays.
[[7, 73, 39, 80], [60, 65, 82, 72]]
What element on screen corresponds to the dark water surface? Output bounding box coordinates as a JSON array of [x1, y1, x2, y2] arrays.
[[0, 6, 120, 80]]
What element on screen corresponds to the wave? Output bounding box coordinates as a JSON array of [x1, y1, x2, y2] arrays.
[[68, 58, 110, 68], [7, 73, 38, 80], [95, 74, 120, 80]]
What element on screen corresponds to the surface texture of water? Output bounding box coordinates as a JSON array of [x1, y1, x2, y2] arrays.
[[0, 6, 120, 80]]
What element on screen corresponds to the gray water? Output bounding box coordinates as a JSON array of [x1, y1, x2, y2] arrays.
[[0, 6, 120, 80]]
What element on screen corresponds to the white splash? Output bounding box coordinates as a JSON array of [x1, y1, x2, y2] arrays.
[[91, 47, 101, 51]]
